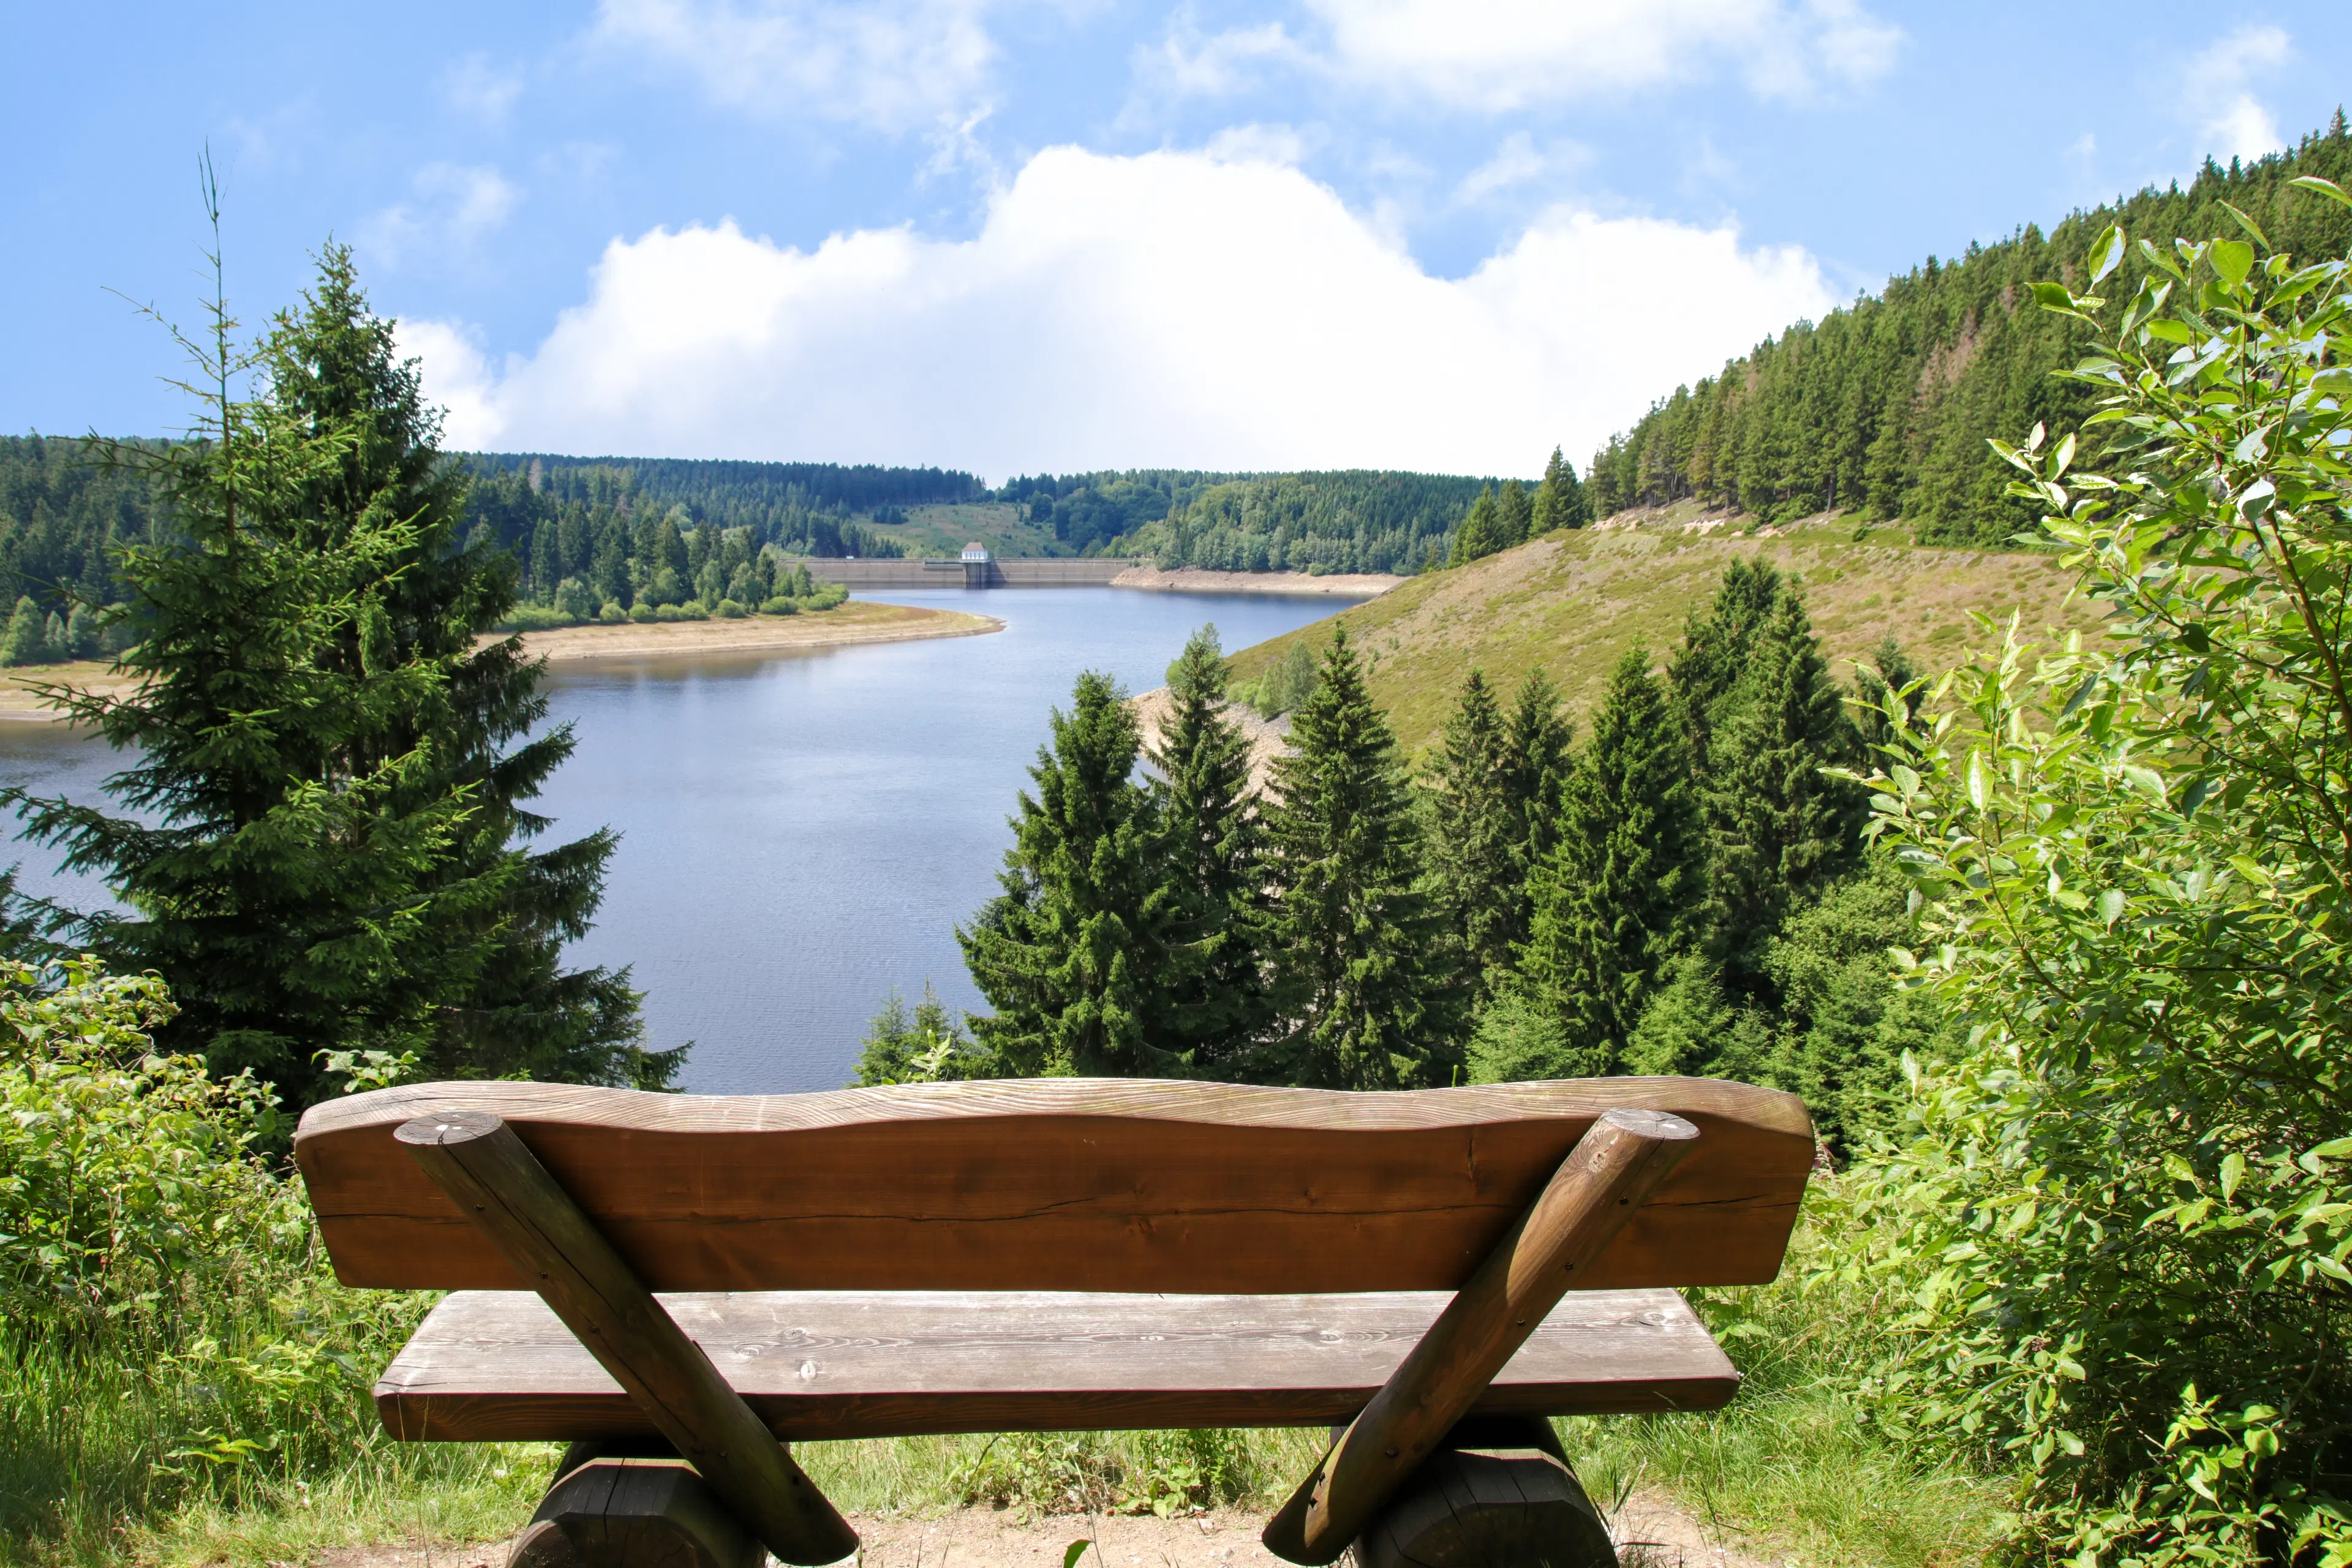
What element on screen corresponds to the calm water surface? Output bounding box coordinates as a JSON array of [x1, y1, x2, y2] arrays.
[[0, 587, 1356, 1091]]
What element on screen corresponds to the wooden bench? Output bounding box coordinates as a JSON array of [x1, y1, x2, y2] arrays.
[[295, 1076, 1812, 1568]]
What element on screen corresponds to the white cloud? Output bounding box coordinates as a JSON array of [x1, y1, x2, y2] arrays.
[[442, 53, 526, 126], [1164, 0, 1901, 110], [590, 0, 995, 133], [361, 164, 521, 270], [1457, 133, 1590, 205], [406, 145, 1830, 478], [2186, 26, 2291, 161], [1135, 20, 1304, 100]]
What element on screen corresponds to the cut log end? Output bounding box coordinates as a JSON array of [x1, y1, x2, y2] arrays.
[[1351, 1417, 1615, 1568], [510, 1457, 765, 1568], [395, 1110, 508, 1148], [1595, 1108, 1700, 1142]]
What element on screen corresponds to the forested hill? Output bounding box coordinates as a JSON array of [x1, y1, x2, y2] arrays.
[[1009, 469, 1506, 575], [1586, 113, 2352, 546]]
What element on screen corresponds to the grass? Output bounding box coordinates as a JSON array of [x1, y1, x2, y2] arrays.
[[1226, 505, 2105, 758], [4, 1212, 2013, 1568]]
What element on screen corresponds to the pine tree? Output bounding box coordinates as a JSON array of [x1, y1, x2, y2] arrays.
[[1447, 486, 1501, 567], [1495, 481, 1533, 551], [6, 240, 662, 1106], [1148, 624, 1270, 1072], [1261, 628, 1461, 1088], [960, 670, 1180, 1077], [262, 245, 656, 1088], [1699, 586, 1867, 990], [1502, 668, 1573, 875], [1425, 669, 1519, 996], [1853, 633, 1921, 756], [1532, 447, 1593, 532], [1512, 646, 1698, 1076], [1, 597, 45, 667], [1668, 557, 1782, 774]]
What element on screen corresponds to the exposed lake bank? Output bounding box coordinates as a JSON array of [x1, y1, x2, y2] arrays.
[[0, 600, 1001, 722], [1110, 566, 1404, 595]]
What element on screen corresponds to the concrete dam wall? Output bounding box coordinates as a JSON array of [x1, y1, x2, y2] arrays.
[[807, 558, 1145, 589]]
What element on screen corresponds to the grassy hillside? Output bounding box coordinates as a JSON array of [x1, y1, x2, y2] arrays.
[[1228, 507, 2108, 756]]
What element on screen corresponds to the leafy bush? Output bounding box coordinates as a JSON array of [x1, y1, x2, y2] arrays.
[[0, 959, 453, 1555], [1836, 200, 2352, 1564]]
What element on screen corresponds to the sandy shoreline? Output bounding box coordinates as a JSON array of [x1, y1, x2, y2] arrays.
[[510, 600, 1001, 664], [0, 602, 1001, 723], [1110, 567, 1401, 596]]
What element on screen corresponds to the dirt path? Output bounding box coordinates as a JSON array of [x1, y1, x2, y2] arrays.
[[318, 1491, 1774, 1568]]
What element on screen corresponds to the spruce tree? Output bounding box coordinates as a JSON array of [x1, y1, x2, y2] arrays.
[[1261, 628, 1460, 1088], [6, 240, 658, 1106], [1148, 625, 1270, 1072], [960, 670, 1180, 1077], [1494, 480, 1533, 551], [1425, 669, 1519, 996], [1668, 557, 1782, 774], [1698, 586, 1867, 990], [1513, 646, 1698, 1076], [1531, 447, 1573, 535], [264, 246, 655, 1089], [1502, 668, 1573, 875], [1447, 486, 1501, 567]]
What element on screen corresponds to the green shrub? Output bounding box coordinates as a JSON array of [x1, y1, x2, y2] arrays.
[[1838, 209, 2352, 1564], [496, 603, 572, 632], [758, 595, 799, 616], [598, 601, 627, 624], [627, 603, 657, 623], [714, 598, 747, 619]]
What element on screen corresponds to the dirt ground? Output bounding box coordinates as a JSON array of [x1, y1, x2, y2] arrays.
[[315, 1490, 1771, 1568]]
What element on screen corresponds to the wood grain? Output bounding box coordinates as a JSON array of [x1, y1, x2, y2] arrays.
[[1354, 1422, 1615, 1568], [298, 1078, 1812, 1294], [374, 1287, 1738, 1442], [1267, 1109, 1697, 1564], [397, 1113, 856, 1567]]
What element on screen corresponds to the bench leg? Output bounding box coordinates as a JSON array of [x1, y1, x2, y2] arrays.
[[1351, 1416, 1615, 1568], [511, 1450, 765, 1568], [397, 1112, 856, 1566], [1262, 1108, 1698, 1565]]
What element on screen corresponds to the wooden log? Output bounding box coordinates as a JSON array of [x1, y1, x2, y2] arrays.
[[396, 1112, 856, 1567], [1262, 1107, 1697, 1566], [1351, 1416, 1615, 1568], [508, 1457, 764, 1568]]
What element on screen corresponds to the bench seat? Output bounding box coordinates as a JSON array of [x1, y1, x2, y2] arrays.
[[377, 1286, 1737, 1442]]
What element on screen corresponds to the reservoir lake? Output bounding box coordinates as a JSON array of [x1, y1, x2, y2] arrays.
[[0, 587, 1359, 1093]]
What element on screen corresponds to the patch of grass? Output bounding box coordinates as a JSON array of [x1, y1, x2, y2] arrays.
[[1228, 508, 2105, 758]]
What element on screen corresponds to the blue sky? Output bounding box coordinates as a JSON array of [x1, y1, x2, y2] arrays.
[[4, 2, 2345, 480]]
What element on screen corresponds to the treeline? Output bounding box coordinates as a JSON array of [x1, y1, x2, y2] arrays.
[[459, 462, 861, 627], [0, 434, 166, 618], [469, 452, 983, 519], [861, 560, 1917, 1145], [1003, 469, 1506, 573], [1585, 111, 2352, 544]]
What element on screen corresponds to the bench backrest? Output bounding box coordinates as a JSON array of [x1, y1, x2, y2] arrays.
[[295, 1077, 1812, 1294]]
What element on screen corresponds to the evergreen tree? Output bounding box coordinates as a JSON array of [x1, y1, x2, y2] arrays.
[[1148, 624, 1272, 1072], [1511, 646, 1698, 1076], [1699, 586, 1868, 990], [1260, 628, 1461, 1088], [1530, 448, 1574, 535], [1425, 669, 1519, 997], [1494, 481, 1533, 551], [852, 983, 986, 1085], [1668, 557, 1782, 774], [6, 241, 662, 1106], [959, 670, 1180, 1077], [1447, 486, 1502, 566], [1502, 668, 1573, 874]]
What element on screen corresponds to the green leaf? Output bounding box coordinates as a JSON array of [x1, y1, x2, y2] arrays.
[[2097, 889, 2124, 927], [1064, 1543, 1093, 1568], [2209, 239, 2253, 286], [1967, 751, 1991, 812], [2087, 224, 2126, 285], [2143, 318, 2196, 345], [2220, 1152, 2247, 1202], [2288, 175, 2352, 209]]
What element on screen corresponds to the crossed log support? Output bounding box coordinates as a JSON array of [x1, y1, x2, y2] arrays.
[[396, 1104, 1698, 1568]]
